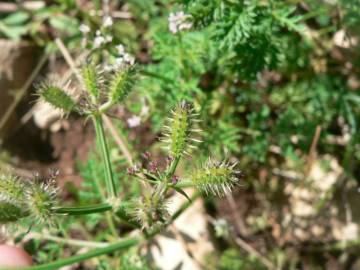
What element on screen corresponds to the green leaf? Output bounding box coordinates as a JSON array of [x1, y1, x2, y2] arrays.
[[49, 15, 79, 35], [2, 11, 30, 25], [0, 23, 28, 40], [173, 186, 192, 202]]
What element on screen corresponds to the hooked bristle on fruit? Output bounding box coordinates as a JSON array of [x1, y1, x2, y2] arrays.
[[162, 101, 201, 158], [188, 159, 242, 197], [37, 80, 78, 114], [107, 65, 136, 106], [81, 64, 102, 103]]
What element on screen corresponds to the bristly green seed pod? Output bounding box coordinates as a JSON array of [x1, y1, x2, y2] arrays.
[[26, 175, 58, 225], [107, 65, 136, 105], [163, 101, 201, 158], [189, 160, 242, 197], [0, 174, 29, 223], [81, 64, 101, 103], [37, 82, 77, 113]]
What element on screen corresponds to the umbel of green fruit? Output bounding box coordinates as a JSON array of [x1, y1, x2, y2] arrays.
[[37, 63, 136, 115]]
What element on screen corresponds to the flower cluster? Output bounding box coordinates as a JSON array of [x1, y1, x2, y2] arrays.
[[168, 11, 193, 34], [79, 14, 114, 49]]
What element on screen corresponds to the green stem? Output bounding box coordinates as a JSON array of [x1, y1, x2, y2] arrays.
[[169, 180, 195, 189], [166, 156, 180, 180], [170, 191, 201, 221], [10, 237, 141, 270], [140, 70, 174, 84], [54, 203, 140, 228], [93, 114, 117, 198], [54, 203, 112, 215], [99, 101, 114, 114], [90, 161, 119, 237]]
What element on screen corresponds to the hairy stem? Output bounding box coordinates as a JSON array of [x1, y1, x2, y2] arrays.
[[93, 114, 117, 198]]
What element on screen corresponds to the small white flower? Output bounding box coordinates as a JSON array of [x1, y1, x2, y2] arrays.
[[103, 16, 113, 27], [140, 105, 149, 116], [127, 115, 141, 128], [123, 53, 135, 65], [105, 35, 113, 42], [79, 24, 90, 34], [94, 36, 105, 48], [116, 44, 125, 55], [115, 57, 124, 66], [96, 30, 101, 36], [168, 11, 192, 34], [104, 65, 114, 72]]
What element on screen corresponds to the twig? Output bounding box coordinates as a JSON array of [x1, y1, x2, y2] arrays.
[[54, 38, 82, 82], [0, 1, 44, 12], [225, 194, 250, 236], [206, 214, 275, 270], [305, 125, 322, 176], [23, 231, 109, 248], [234, 237, 275, 270], [0, 53, 48, 133], [112, 11, 133, 19]]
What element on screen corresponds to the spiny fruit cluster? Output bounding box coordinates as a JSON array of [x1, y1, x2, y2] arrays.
[[37, 63, 136, 116], [125, 101, 243, 229], [0, 171, 58, 229]]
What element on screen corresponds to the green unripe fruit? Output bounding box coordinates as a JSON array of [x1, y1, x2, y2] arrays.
[[163, 101, 201, 158], [81, 65, 100, 103], [0, 175, 29, 223], [189, 160, 242, 197], [38, 84, 77, 113], [108, 66, 136, 105]]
